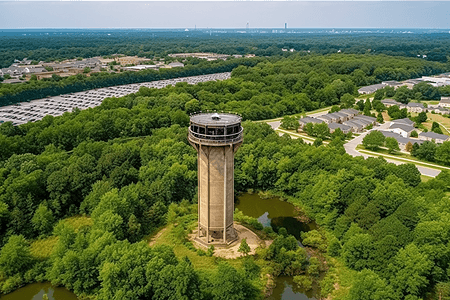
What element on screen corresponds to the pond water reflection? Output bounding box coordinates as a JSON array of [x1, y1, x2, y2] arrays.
[[0, 282, 78, 300], [235, 193, 319, 300], [235, 193, 316, 240]]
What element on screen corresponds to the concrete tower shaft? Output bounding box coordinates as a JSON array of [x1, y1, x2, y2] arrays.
[[188, 113, 243, 245]]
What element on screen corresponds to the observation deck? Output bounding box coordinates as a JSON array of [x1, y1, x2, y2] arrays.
[[188, 113, 243, 146]]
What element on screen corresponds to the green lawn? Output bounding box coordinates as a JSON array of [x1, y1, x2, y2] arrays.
[[421, 175, 433, 182], [149, 223, 243, 276], [410, 112, 450, 135], [410, 99, 440, 105], [256, 106, 332, 123], [30, 236, 59, 260], [275, 128, 331, 144], [356, 145, 449, 171], [29, 216, 94, 260]]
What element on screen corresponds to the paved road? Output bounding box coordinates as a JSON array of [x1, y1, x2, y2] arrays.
[[267, 117, 442, 177], [343, 121, 441, 177]]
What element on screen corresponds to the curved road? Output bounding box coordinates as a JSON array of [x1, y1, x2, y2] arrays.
[[267, 116, 442, 178]]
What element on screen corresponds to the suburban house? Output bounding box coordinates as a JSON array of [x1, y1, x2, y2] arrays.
[[298, 117, 324, 129], [381, 99, 403, 107], [328, 122, 351, 134], [439, 97, 450, 108], [343, 120, 366, 132], [418, 132, 450, 143], [387, 123, 415, 138], [380, 131, 424, 151], [382, 80, 404, 89], [405, 102, 426, 113], [430, 107, 450, 115], [329, 112, 349, 122], [339, 108, 360, 118], [392, 117, 415, 127], [354, 115, 377, 125], [358, 83, 386, 95], [316, 114, 336, 124], [403, 79, 423, 89]]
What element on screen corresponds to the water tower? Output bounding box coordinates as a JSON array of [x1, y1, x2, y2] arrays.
[[188, 113, 243, 245]]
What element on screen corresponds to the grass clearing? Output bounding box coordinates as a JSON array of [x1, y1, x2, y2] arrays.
[[149, 223, 243, 276], [427, 113, 450, 135], [30, 236, 58, 260], [329, 258, 357, 300], [62, 215, 93, 231], [381, 111, 391, 122], [410, 100, 440, 105], [29, 216, 93, 260], [256, 106, 332, 123], [421, 175, 433, 182]]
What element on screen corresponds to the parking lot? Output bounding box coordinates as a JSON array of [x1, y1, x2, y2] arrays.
[[0, 72, 231, 125]]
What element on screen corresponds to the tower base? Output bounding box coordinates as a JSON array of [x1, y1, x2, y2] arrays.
[[194, 223, 238, 247]]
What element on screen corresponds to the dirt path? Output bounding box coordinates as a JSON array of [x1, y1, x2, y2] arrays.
[[149, 227, 168, 246]]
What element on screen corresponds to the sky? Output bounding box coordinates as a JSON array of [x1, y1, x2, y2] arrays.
[[0, 1, 449, 29]]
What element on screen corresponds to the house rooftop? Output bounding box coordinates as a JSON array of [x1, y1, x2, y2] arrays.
[[328, 123, 351, 131], [407, 102, 425, 108], [299, 117, 324, 124], [391, 118, 415, 126], [419, 131, 450, 141], [358, 84, 385, 93], [354, 115, 376, 122], [389, 123, 415, 132], [440, 97, 450, 104]]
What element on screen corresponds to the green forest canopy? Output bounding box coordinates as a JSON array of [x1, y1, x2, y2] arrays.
[[1, 30, 449, 69], [0, 54, 450, 299]]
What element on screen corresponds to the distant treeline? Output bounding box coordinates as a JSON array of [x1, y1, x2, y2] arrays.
[[0, 31, 449, 69], [2, 53, 449, 108]]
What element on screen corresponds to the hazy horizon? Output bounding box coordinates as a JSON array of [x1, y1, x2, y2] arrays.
[[1, 1, 449, 29]]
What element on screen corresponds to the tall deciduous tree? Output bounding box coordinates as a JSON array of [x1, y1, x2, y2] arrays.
[[363, 131, 385, 150], [385, 137, 400, 153], [238, 238, 251, 256], [0, 235, 34, 276]]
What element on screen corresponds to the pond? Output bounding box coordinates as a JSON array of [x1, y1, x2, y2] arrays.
[[235, 193, 316, 241], [235, 193, 319, 300], [0, 282, 78, 300]]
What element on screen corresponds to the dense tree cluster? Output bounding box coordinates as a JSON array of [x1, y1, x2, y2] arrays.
[[374, 82, 450, 104], [411, 140, 450, 166], [0, 54, 449, 299], [2, 50, 448, 110], [234, 122, 450, 300], [1, 30, 450, 69]]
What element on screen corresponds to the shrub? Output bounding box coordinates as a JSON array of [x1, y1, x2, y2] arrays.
[[293, 275, 313, 290]]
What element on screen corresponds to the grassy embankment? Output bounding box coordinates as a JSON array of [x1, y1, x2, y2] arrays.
[[356, 145, 450, 171], [256, 106, 332, 123]]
